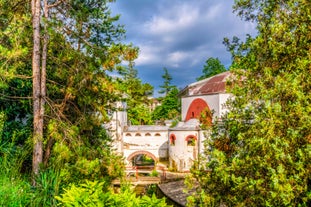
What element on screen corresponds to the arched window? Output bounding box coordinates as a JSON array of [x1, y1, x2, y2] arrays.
[[145, 133, 151, 136], [185, 135, 197, 146], [185, 98, 211, 121], [125, 133, 132, 136], [155, 133, 161, 137], [135, 133, 141, 136], [170, 134, 176, 145]]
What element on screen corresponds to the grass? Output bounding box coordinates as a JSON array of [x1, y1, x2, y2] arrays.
[[0, 141, 61, 207], [0, 173, 31, 206]]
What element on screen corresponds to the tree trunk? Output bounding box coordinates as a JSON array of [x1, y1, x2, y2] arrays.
[[41, 0, 48, 167], [32, 0, 43, 181]]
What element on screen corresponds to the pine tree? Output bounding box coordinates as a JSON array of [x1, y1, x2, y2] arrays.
[[159, 67, 174, 96]]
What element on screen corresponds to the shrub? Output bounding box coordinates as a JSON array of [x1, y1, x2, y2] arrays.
[[56, 180, 171, 207]]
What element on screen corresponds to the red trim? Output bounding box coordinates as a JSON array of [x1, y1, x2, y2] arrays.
[[170, 134, 176, 145], [185, 98, 210, 121], [127, 150, 158, 162], [185, 135, 197, 141]]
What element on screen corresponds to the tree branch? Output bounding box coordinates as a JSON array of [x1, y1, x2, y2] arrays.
[[48, 0, 65, 9]]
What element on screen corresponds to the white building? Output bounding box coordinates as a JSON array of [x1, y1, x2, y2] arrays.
[[109, 72, 232, 172], [168, 71, 232, 172]]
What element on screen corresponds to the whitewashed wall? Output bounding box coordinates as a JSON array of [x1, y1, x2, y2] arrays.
[[122, 131, 169, 164]]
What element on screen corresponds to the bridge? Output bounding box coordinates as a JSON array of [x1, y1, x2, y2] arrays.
[[121, 125, 170, 167], [112, 165, 186, 186]]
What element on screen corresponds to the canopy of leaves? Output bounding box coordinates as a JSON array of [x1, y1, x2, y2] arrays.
[[152, 87, 180, 122], [117, 65, 154, 125], [56, 180, 171, 207], [196, 57, 226, 81], [0, 0, 135, 183], [190, 1, 311, 206]]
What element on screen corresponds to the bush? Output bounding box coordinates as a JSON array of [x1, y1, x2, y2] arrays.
[[150, 170, 159, 177], [56, 180, 171, 207]]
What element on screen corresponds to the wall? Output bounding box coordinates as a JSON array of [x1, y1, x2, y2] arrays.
[[168, 130, 202, 172], [181, 94, 220, 121], [219, 93, 232, 117], [122, 130, 169, 165]]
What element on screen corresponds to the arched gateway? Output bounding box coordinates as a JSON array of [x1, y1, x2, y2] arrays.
[[127, 150, 158, 163]]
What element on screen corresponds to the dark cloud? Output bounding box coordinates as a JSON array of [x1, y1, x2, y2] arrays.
[[110, 0, 256, 97]]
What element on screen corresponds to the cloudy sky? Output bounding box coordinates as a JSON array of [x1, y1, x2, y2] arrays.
[[110, 0, 256, 96]]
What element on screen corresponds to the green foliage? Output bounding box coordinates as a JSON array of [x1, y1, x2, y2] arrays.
[[118, 65, 154, 125], [48, 125, 125, 184], [191, 0, 311, 206], [196, 57, 226, 81], [0, 0, 132, 179], [199, 108, 213, 130], [56, 180, 171, 207], [0, 173, 31, 207], [159, 67, 174, 96], [31, 169, 61, 206], [150, 170, 159, 177], [0, 1, 170, 206], [0, 131, 32, 206], [152, 87, 181, 122], [146, 184, 158, 196], [127, 104, 153, 125], [154, 69, 180, 122]]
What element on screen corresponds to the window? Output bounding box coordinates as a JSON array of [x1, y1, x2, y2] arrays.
[[135, 133, 141, 136], [186, 135, 197, 146], [170, 134, 176, 145], [155, 133, 161, 136], [145, 133, 151, 136], [187, 139, 195, 146], [125, 133, 132, 136]]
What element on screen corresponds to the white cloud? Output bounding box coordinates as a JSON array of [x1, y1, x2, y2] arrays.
[[135, 44, 162, 66], [144, 3, 199, 35], [166, 51, 188, 67], [201, 3, 223, 21]]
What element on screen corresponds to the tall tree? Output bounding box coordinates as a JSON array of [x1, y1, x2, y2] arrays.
[[118, 64, 154, 125], [189, 0, 311, 206], [158, 67, 174, 96], [152, 87, 180, 122], [31, 0, 43, 178], [0, 0, 137, 182], [196, 57, 226, 81]]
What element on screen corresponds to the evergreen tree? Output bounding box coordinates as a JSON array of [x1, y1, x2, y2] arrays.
[[159, 67, 174, 96], [118, 64, 154, 125], [152, 87, 180, 123], [190, 0, 311, 206]]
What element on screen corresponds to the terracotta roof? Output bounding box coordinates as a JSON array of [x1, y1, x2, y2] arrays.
[[180, 71, 231, 97]]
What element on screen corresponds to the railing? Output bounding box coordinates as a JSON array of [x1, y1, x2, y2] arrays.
[[125, 165, 167, 180]]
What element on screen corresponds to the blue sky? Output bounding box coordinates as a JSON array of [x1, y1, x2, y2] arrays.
[[110, 0, 256, 96]]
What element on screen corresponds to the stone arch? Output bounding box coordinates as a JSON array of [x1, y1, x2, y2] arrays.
[[185, 98, 211, 121], [127, 150, 158, 163]]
